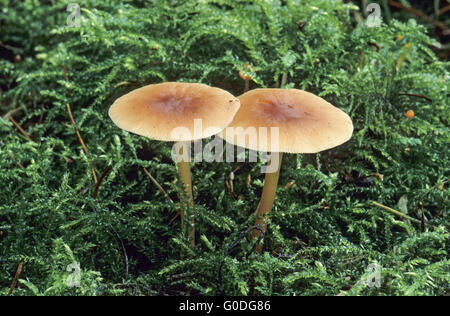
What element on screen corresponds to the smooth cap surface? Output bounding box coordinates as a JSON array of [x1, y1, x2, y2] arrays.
[[220, 88, 353, 153], [109, 82, 240, 142]]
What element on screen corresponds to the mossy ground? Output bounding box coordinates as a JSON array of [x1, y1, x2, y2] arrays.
[[0, 0, 448, 296]]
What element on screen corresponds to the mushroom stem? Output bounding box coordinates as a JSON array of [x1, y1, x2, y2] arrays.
[[244, 79, 250, 93], [251, 152, 283, 253], [176, 146, 195, 251]]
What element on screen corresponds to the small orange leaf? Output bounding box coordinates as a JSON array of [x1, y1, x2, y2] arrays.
[[285, 181, 295, 189]]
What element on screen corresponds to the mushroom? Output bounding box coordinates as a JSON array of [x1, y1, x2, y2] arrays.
[[220, 88, 353, 252], [109, 82, 240, 250]]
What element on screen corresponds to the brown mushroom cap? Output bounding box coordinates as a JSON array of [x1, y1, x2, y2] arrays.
[[220, 88, 353, 153], [109, 82, 240, 142]]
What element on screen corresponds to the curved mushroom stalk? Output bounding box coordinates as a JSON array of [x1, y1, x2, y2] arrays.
[[251, 152, 283, 253], [175, 143, 195, 250]]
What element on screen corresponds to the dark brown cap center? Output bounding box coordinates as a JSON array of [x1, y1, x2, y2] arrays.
[[256, 99, 306, 123], [150, 95, 200, 115]]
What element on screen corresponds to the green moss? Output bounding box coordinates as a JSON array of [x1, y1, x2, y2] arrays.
[[0, 0, 448, 296]]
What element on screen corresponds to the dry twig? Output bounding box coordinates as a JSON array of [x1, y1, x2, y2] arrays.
[[92, 165, 113, 198], [67, 103, 98, 184], [8, 261, 23, 295], [9, 116, 33, 142], [372, 201, 421, 224], [398, 93, 432, 102], [388, 1, 449, 34], [143, 167, 173, 203]]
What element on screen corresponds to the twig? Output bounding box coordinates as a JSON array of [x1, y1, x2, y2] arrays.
[[110, 225, 129, 281], [2, 108, 22, 120], [143, 167, 181, 225], [374, 180, 448, 229], [63, 66, 99, 185], [63, 65, 69, 81], [398, 93, 432, 102], [66, 104, 98, 184], [9, 116, 33, 142], [168, 212, 180, 225], [92, 165, 113, 198], [438, 4, 450, 17], [372, 201, 421, 224], [388, 1, 449, 33], [8, 261, 23, 295], [143, 167, 173, 203], [0, 40, 22, 52]]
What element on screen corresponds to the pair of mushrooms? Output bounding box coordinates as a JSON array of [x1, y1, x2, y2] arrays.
[[109, 82, 353, 252]]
